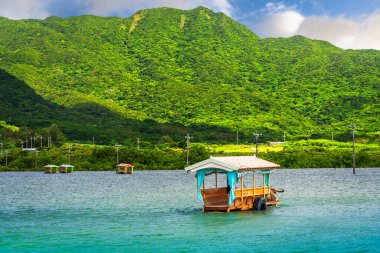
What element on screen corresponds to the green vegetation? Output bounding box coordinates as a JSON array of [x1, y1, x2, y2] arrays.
[[207, 140, 380, 169], [0, 121, 378, 170], [1, 138, 379, 171], [0, 7, 379, 170], [0, 7, 378, 144], [0, 142, 210, 171]]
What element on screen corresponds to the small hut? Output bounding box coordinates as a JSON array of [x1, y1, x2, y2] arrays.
[[116, 163, 134, 174], [185, 156, 281, 212], [59, 164, 74, 173], [44, 164, 59, 174]]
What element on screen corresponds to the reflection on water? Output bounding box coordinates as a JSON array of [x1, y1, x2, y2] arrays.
[[0, 169, 379, 252]]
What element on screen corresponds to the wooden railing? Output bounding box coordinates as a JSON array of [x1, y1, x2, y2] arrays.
[[235, 187, 270, 198]]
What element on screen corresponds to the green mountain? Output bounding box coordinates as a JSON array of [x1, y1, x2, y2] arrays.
[[0, 6, 379, 143]]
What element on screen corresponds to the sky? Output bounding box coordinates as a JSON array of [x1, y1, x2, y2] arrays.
[[0, 0, 379, 50]]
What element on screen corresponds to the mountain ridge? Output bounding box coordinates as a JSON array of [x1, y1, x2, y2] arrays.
[[0, 6, 379, 143]]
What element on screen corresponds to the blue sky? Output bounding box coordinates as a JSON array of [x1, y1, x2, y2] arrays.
[[0, 0, 379, 49]]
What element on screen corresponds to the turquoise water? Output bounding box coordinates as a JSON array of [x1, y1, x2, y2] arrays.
[[1, 169, 379, 252]]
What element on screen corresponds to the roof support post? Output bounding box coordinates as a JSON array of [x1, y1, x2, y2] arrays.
[[215, 170, 217, 188], [252, 173, 255, 197], [262, 173, 265, 198], [241, 176, 244, 198]]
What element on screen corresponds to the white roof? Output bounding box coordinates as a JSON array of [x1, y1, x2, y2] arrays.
[[117, 163, 134, 167], [60, 164, 74, 168], [185, 156, 280, 173], [44, 164, 58, 168]]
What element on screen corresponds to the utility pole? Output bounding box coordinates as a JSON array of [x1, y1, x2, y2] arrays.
[[185, 133, 193, 165], [283, 131, 286, 142], [40, 136, 43, 147], [92, 136, 95, 147], [30, 136, 33, 148], [35, 150, 39, 170], [137, 138, 140, 150], [115, 144, 121, 164], [349, 124, 356, 175], [67, 146, 73, 165], [0, 134, 2, 156], [5, 151, 10, 167], [254, 132, 262, 157]]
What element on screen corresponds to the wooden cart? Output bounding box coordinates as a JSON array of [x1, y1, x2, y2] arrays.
[[185, 156, 281, 212], [116, 163, 134, 174], [59, 164, 74, 173], [44, 164, 59, 174]]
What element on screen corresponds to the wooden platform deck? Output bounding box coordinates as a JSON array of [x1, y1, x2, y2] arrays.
[[116, 171, 133, 174], [201, 187, 280, 212]]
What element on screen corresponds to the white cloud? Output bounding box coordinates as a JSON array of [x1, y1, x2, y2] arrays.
[[0, 0, 51, 19], [249, 3, 380, 50], [255, 10, 305, 37], [297, 11, 380, 50], [79, 0, 233, 17], [211, 0, 233, 17], [252, 3, 304, 37]]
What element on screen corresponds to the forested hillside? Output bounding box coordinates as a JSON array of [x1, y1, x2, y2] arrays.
[[0, 6, 379, 143]]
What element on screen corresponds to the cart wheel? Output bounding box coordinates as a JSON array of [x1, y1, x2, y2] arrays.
[[254, 197, 267, 211]]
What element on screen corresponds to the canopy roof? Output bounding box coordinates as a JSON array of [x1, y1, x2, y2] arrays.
[[44, 164, 58, 168], [117, 163, 134, 167], [185, 156, 280, 173], [60, 164, 74, 168]]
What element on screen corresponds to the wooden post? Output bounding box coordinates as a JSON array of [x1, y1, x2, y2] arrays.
[[252, 173, 255, 196], [241, 176, 244, 198], [262, 173, 265, 198], [203, 179, 205, 189], [215, 170, 217, 188]]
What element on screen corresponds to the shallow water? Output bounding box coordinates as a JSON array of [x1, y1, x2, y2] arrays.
[[0, 169, 379, 252]]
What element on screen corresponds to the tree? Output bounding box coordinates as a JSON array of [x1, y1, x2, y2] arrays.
[[48, 124, 66, 146]]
